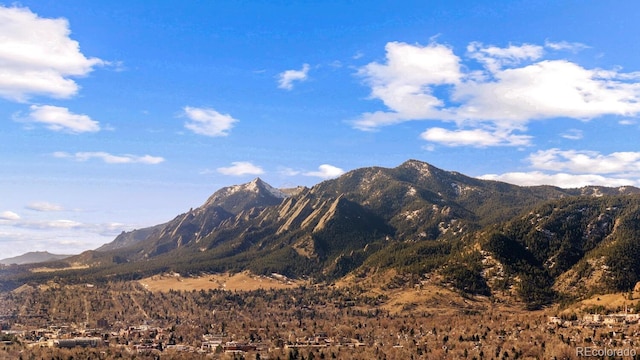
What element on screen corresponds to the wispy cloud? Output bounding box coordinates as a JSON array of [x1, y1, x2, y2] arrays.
[[278, 63, 310, 90], [278, 167, 301, 176], [20, 105, 100, 133], [304, 164, 345, 179], [544, 40, 590, 52], [15, 219, 83, 230], [354, 40, 640, 147], [2, 218, 126, 234], [217, 161, 264, 176], [467, 41, 544, 73], [0, 211, 20, 221], [53, 151, 165, 164], [560, 129, 583, 140], [182, 106, 238, 137], [0, 5, 104, 102], [26, 202, 64, 212]]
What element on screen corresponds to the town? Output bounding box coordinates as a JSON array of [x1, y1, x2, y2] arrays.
[[2, 279, 640, 359]]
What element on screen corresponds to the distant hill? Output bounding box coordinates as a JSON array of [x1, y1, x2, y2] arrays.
[[0, 251, 72, 265], [4, 159, 640, 308]]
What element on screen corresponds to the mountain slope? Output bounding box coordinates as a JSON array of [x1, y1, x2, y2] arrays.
[[95, 178, 289, 255], [479, 194, 640, 307], [97, 224, 165, 252]]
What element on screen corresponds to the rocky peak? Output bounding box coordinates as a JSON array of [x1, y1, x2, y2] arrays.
[[399, 159, 435, 174], [202, 178, 288, 213], [248, 177, 288, 199]]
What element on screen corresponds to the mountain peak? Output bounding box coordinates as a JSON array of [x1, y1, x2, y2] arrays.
[[202, 177, 288, 214], [245, 177, 263, 192], [396, 159, 444, 179], [246, 177, 287, 199], [249, 177, 264, 185], [399, 159, 435, 172]]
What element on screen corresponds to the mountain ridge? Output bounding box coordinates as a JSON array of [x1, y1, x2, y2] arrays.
[[96, 177, 290, 254], [4, 159, 640, 307]]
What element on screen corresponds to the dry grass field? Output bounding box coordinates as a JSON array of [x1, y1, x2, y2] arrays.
[[554, 282, 640, 315], [380, 285, 478, 315], [580, 293, 636, 308], [29, 264, 89, 273], [335, 269, 497, 315], [563, 292, 639, 315], [138, 271, 306, 292]]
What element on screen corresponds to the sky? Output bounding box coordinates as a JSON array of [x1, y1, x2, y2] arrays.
[[2, 0, 640, 258]]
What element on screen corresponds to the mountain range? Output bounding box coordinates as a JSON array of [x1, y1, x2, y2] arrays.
[[3, 159, 640, 307]]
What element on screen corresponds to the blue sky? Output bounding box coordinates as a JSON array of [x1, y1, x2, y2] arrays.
[[2, 1, 640, 258]]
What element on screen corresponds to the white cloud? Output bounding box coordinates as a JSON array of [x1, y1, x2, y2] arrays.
[[354, 42, 462, 131], [44, 220, 82, 229], [278, 63, 310, 90], [26, 202, 63, 212], [53, 151, 165, 164], [560, 129, 583, 140], [480, 148, 640, 188], [479, 171, 636, 188], [217, 162, 265, 176], [13, 219, 82, 230], [354, 40, 640, 146], [364, 42, 462, 86], [619, 119, 636, 125], [528, 149, 640, 174], [420, 127, 532, 147], [21, 105, 100, 133], [451, 59, 640, 122], [467, 41, 544, 73], [278, 167, 301, 176], [0, 211, 20, 221], [544, 40, 590, 52], [183, 106, 238, 137], [304, 164, 345, 179], [0, 5, 104, 102]]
